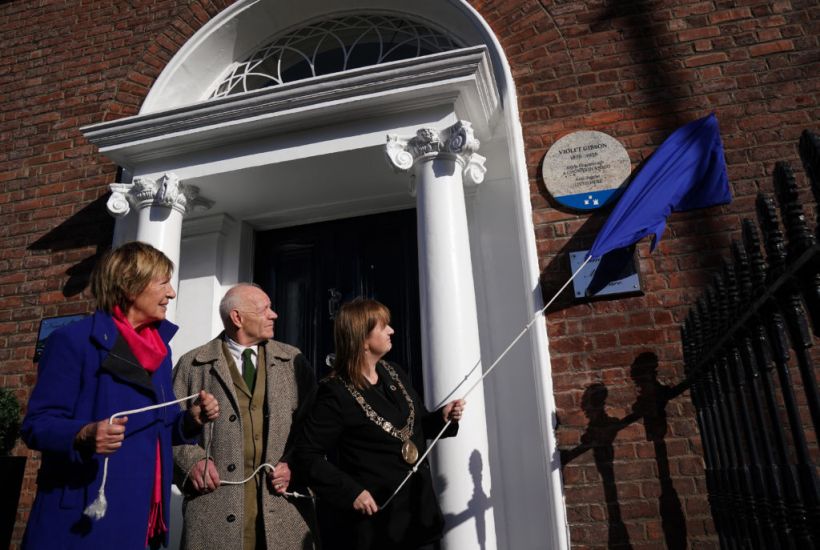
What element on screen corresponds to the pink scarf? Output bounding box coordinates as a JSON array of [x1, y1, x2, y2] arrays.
[[112, 306, 167, 373], [111, 306, 168, 545]]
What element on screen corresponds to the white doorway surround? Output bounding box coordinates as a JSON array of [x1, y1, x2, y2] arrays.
[[81, 2, 569, 549]]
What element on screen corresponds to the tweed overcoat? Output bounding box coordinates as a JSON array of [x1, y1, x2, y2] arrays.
[[21, 310, 190, 550], [173, 335, 316, 550]]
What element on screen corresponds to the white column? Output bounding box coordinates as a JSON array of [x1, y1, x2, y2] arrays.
[[386, 121, 497, 550], [106, 173, 212, 322]]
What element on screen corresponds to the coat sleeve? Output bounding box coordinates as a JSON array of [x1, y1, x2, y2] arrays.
[[21, 326, 95, 464], [172, 357, 207, 488], [294, 381, 364, 509], [280, 353, 317, 464], [420, 406, 458, 440]]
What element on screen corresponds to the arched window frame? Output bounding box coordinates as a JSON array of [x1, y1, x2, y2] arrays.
[[210, 13, 462, 98]]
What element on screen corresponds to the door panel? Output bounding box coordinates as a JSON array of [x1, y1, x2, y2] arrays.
[[253, 209, 423, 395]]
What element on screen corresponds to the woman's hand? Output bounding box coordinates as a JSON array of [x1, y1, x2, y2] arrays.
[[266, 462, 291, 495], [443, 399, 466, 422], [189, 458, 221, 493], [353, 490, 379, 515], [189, 390, 220, 426], [75, 416, 128, 455]]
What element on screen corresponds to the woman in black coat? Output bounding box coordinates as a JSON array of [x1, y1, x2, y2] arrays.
[[296, 298, 465, 550]]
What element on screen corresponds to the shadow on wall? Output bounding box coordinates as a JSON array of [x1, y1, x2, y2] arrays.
[[27, 193, 114, 297], [440, 449, 493, 550], [561, 352, 688, 549]]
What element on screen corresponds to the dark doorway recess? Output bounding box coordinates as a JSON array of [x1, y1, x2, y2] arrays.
[[254, 209, 424, 396]]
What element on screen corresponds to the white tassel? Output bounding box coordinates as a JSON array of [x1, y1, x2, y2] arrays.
[[84, 488, 108, 519], [83, 393, 199, 521]]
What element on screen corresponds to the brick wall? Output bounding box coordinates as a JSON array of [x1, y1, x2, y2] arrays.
[[470, 0, 818, 548], [0, 1, 236, 547], [1, 0, 818, 548]]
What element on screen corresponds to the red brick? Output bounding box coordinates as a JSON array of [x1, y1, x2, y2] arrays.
[[749, 39, 795, 57], [678, 27, 720, 42], [684, 52, 729, 67], [708, 7, 753, 24]]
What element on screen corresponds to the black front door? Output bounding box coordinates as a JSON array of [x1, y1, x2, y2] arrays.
[[253, 209, 423, 395]]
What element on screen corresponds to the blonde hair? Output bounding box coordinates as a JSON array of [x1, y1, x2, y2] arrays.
[[332, 298, 391, 389], [90, 242, 174, 314]]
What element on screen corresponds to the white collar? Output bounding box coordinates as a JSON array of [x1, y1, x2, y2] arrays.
[[224, 335, 260, 370]]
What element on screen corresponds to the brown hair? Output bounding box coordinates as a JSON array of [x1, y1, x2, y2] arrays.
[[90, 241, 174, 314], [332, 298, 391, 389]]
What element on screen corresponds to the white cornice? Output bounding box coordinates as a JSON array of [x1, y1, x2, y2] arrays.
[[181, 213, 237, 239], [81, 46, 499, 168]]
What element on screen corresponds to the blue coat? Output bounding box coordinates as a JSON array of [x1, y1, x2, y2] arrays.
[[21, 310, 191, 549]]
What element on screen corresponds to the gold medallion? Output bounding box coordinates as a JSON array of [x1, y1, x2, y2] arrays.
[[401, 439, 419, 464]]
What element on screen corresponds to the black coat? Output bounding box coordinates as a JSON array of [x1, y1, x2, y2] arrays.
[[295, 361, 457, 549]]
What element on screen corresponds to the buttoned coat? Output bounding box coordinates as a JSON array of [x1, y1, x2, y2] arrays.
[[295, 361, 457, 549], [173, 335, 316, 550], [21, 311, 189, 550]]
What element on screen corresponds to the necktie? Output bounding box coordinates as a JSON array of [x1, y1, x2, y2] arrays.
[[242, 348, 256, 392]]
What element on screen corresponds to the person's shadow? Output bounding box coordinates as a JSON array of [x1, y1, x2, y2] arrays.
[[442, 450, 492, 550], [630, 352, 688, 550], [561, 352, 689, 549], [562, 383, 633, 549]]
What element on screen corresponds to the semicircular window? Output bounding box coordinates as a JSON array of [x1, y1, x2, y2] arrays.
[[210, 14, 461, 98]]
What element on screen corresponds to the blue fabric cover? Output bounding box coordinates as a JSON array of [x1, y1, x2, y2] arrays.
[[588, 113, 731, 259]]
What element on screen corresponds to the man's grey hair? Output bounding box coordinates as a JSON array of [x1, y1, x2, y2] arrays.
[[219, 282, 263, 329]]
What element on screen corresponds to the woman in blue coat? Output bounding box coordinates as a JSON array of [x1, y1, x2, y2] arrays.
[[21, 242, 219, 550]]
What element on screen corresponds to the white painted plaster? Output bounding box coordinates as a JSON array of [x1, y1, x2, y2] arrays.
[[83, 1, 569, 548]]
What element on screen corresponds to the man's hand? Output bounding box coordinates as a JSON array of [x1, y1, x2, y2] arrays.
[[189, 390, 220, 426], [267, 462, 291, 495], [189, 458, 221, 493], [75, 417, 128, 455]]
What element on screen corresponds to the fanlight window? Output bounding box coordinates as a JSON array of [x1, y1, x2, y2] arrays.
[[210, 14, 461, 98]]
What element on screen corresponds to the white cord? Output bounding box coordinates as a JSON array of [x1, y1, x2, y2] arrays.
[[379, 256, 592, 509], [219, 462, 313, 499], [84, 393, 200, 520]]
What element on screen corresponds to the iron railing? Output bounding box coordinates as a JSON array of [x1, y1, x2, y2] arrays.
[[681, 130, 820, 549]]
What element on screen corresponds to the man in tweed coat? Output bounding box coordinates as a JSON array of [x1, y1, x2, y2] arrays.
[[173, 283, 316, 549]]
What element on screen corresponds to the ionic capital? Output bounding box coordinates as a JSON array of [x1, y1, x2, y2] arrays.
[[106, 173, 214, 218], [385, 120, 487, 190]]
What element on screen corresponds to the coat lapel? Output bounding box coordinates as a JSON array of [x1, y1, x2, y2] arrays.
[[195, 335, 242, 413], [262, 340, 292, 401], [100, 335, 156, 395], [90, 311, 157, 396], [261, 340, 295, 460], [362, 362, 410, 426]]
